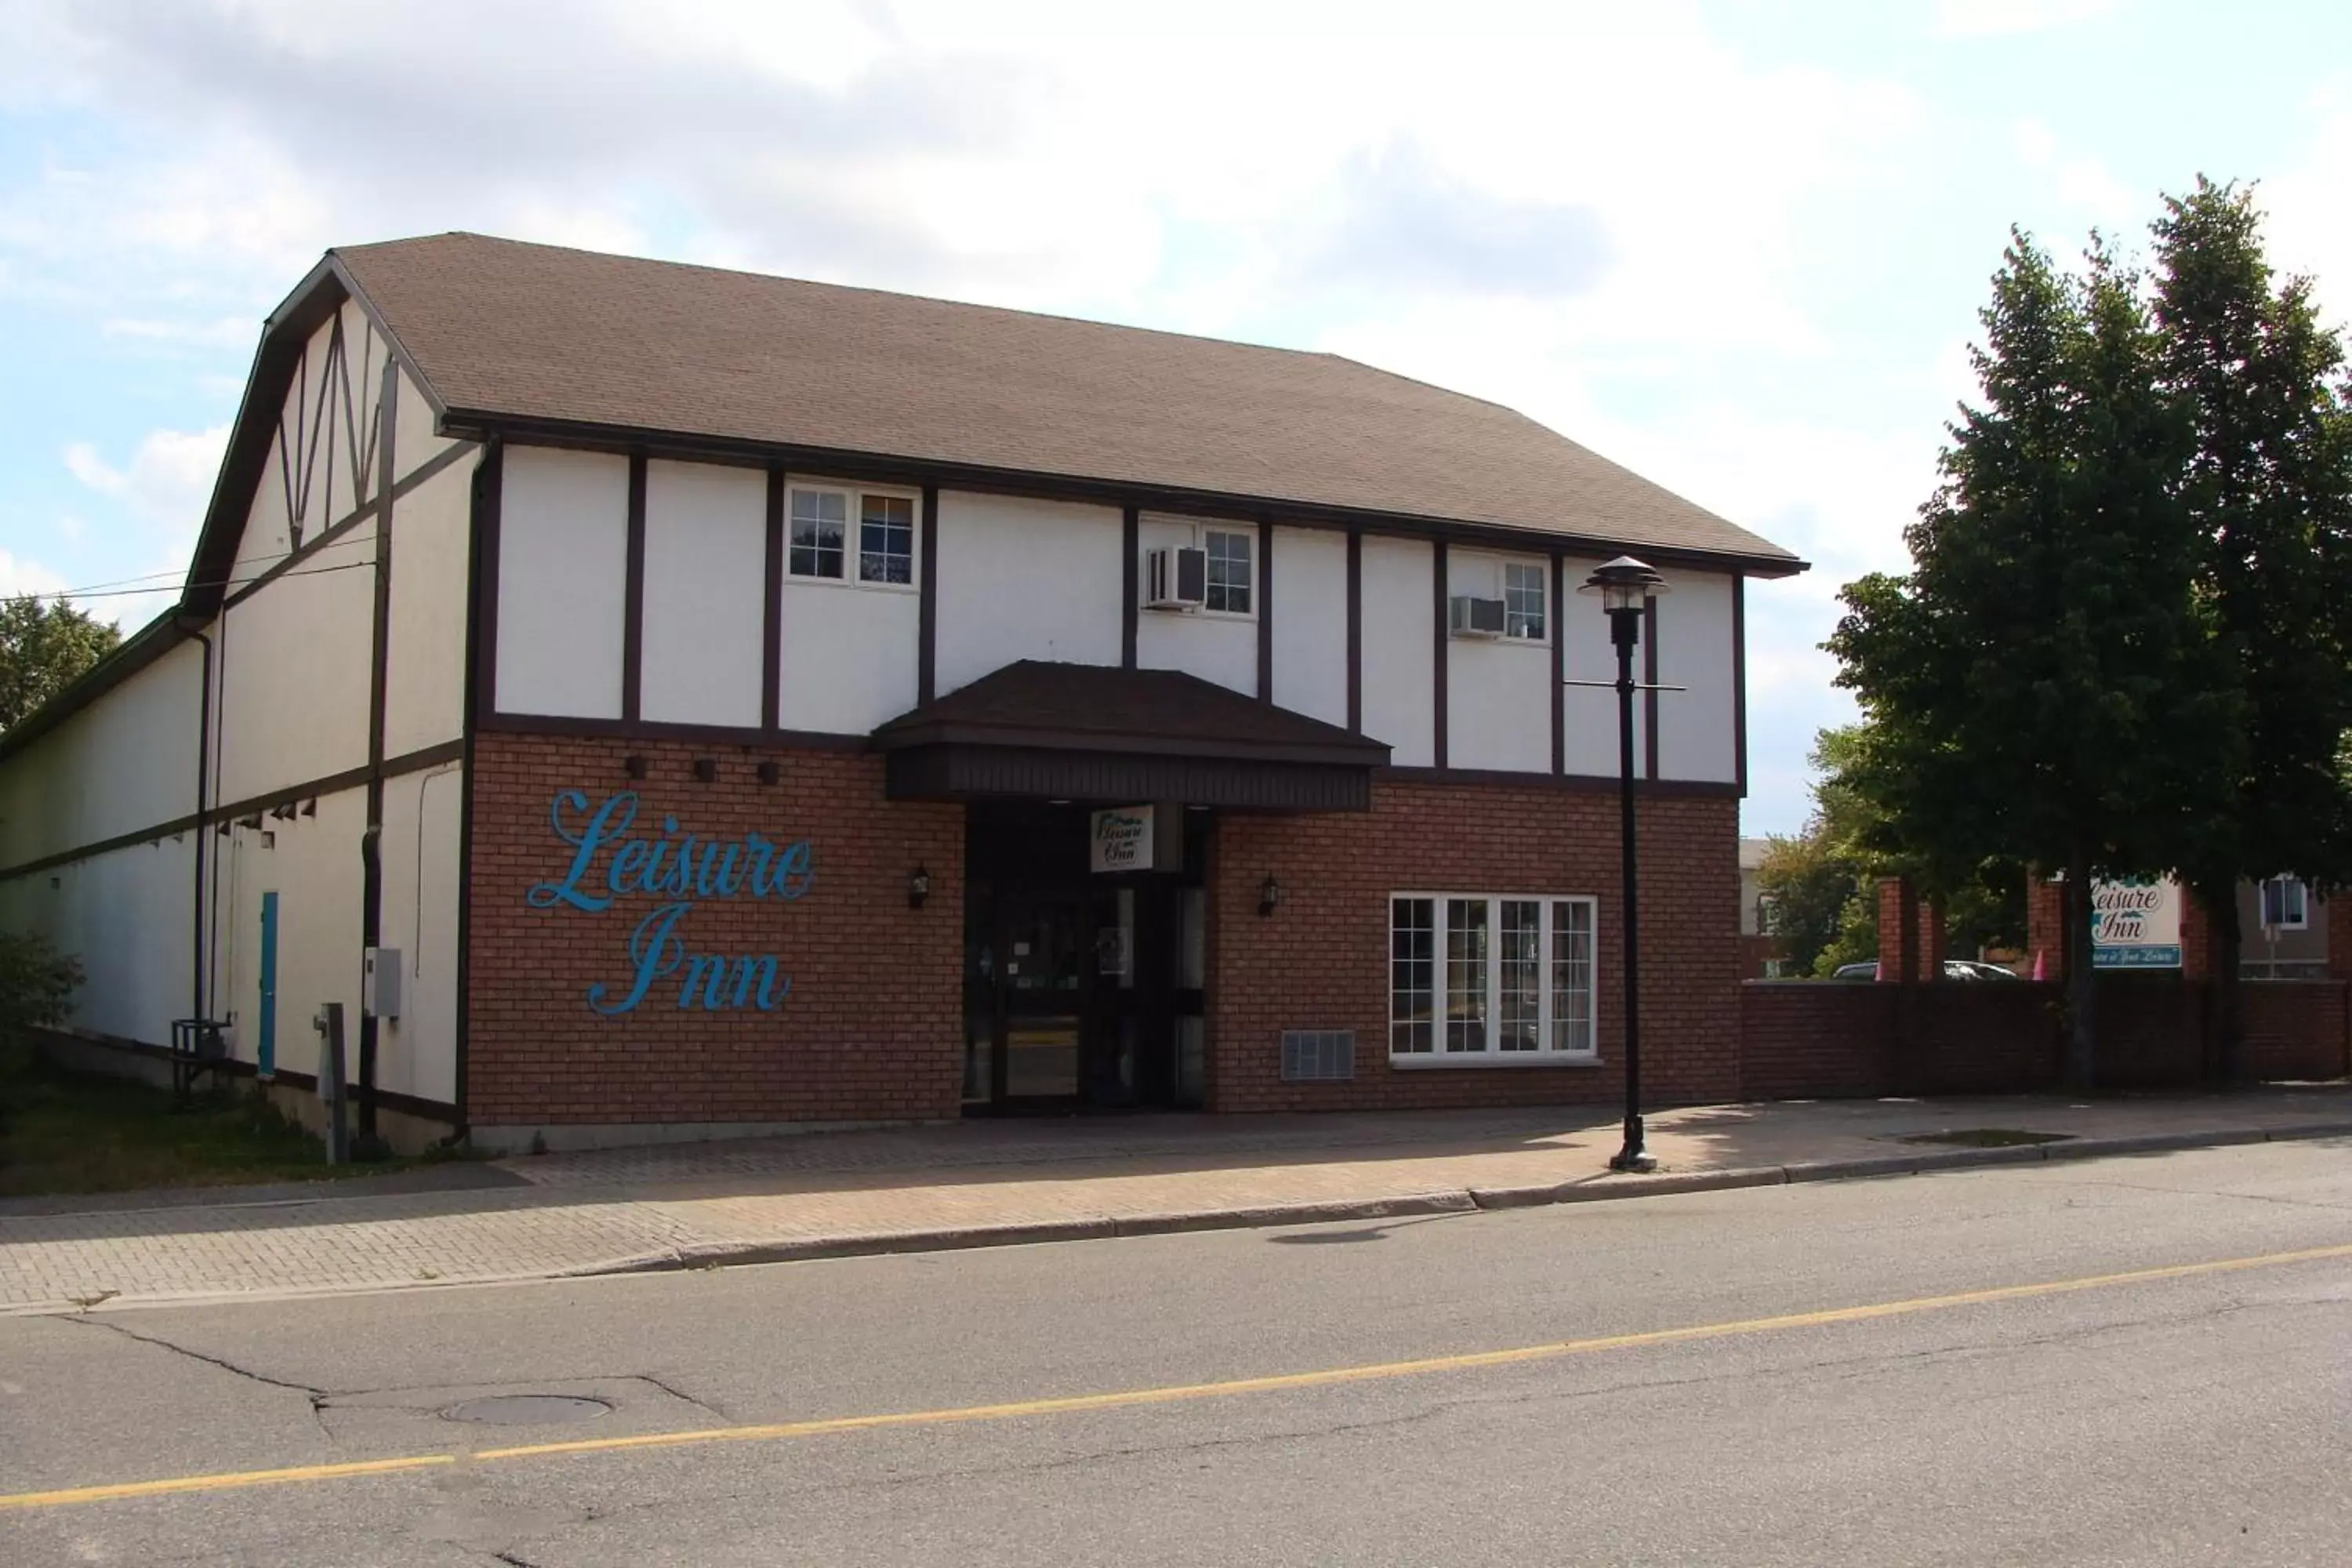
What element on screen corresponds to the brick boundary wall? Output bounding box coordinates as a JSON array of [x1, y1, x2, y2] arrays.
[[1740, 975, 2350, 1098], [1208, 783, 1742, 1114], [466, 732, 964, 1127]]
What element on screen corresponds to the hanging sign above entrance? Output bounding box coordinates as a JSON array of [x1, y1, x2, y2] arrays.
[[2091, 876, 2182, 969], [1091, 805, 1154, 874]]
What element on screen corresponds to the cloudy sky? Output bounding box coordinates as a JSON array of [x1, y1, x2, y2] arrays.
[[3, 0, 2348, 833]]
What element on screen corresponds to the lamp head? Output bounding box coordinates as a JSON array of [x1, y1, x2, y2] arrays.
[[1578, 556, 1669, 615]]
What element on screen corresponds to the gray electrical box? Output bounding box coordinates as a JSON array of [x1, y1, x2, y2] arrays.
[[362, 948, 402, 1019]]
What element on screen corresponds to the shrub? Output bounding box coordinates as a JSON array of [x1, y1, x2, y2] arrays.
[[0, 931, 82, 1036]]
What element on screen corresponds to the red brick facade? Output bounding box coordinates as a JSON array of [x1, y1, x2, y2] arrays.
[[1208, 782, 1741, 1112], [466, 738, 1744, 1127], [465, 732, 964, 1127]]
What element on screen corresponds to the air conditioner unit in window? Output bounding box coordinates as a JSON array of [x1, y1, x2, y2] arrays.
[[1449, 594, 1507, 637], [1145, 546, 1208, 610]]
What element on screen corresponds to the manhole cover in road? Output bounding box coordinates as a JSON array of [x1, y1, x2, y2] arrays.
[[441, 1395, 614, 1425]]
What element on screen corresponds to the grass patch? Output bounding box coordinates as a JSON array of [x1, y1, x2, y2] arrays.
[[1896, 1127, 2076, 1149], [0, 1038, 463, 1197]]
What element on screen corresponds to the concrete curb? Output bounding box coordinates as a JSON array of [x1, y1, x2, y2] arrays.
[[562, 1120, 2352, 1281], [13, 1119, 2351, 1314]]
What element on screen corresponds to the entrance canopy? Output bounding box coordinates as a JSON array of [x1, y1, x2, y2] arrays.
[[875, 660, 1388, 811]]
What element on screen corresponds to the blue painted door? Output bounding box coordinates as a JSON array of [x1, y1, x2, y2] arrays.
[[257, 891, 278, 1078]]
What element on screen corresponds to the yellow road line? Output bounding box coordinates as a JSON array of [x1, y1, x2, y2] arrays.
[[9, 1238, 2350, 1512]]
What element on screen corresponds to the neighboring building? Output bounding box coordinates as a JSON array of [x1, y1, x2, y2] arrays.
[[0, 233, 1802, 1150], [1737, 836, 1784, 978], [2238, 876, 2330, 980]]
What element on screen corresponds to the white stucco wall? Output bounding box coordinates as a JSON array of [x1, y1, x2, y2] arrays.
[[374, 760, 464, 1104], [0, 837, 194, 1048], [1655, 567, 1740, 785], [641, 459, 765, 728], [382, 454, 477, 757], [1269, 525, 1349, 728], [213, 520, 378, 804], [0, 634, 202, 869], [778, 575, 921, 732], [206, 787, 365, 1082], [495, 446, 630, 719], [1444, 547, 1553, 773], [1134, 513, 1258, 696], [935, 490, 1122, 694], [233, 304, 390, 582], [1359, 535, 1436, 768], [1557, 554, 1628, 778]]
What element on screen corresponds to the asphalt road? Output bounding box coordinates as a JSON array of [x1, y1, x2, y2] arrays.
[[5, 1140, 2351, 1566]]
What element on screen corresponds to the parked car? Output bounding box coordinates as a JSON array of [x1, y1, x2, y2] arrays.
[[1830, 960, 2021, 982]]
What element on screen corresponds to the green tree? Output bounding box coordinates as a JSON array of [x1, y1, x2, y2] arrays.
[[2151, 178, 2352, 1078], [0, 597, 120, 733], [1829, 232, 2237, 1086]]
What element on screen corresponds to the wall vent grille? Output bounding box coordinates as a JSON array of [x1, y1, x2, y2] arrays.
[[1280, 1029, 1356, 1082]]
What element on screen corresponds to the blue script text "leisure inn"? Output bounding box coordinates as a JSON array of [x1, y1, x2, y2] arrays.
[[527, 790, 815, 911], [526, 790, 814, 1015]]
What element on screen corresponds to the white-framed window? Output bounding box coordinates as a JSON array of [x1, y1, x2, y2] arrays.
[[789, 484, 919, 589], [2259, 876, 2310, 931], [1502, 561, 1547, 641], [1390, 893, 1598, 1062], [1203, 527, 1254, 615]]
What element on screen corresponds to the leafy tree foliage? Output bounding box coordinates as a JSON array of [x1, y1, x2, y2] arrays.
[[0, 597, 120, 734], [2151, 178, 2352, 1075], [1829, 232, 2237, 1085]]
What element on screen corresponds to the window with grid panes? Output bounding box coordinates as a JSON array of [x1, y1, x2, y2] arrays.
[[1503, 562, 1547, 640], [1390, 895, 1599, 1062], [1204, 528, 1253, 614]]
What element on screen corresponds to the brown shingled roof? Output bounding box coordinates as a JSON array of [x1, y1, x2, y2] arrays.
[[873, 661, 1388, 767], [332, 231, 1799, 572]]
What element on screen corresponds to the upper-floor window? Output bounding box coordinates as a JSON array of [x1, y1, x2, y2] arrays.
[[1503, 561, 1547, 641], [790, 484, 918, 588], [2259, 876, 2310, 931], [1204, 528, 1253, 615]]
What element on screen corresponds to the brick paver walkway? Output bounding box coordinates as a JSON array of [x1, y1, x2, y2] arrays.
[[5, 1087, 2348, 1312]]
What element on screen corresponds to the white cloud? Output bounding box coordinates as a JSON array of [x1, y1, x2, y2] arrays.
[[1934, 0, 2125, 38], [0, 548, 71, 599], [62, 423, 228, 532]]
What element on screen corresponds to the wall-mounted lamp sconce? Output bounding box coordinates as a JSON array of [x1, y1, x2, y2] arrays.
[[270, 801, 296, 821], [300, 797, 317, 818], [692, 757, 717, 783], [215, 820, 231, 837], [237, 813, 263, 831], [908, 864, 932, 910], [1258, 874, 1283, 917], [624, 754, 648, 780], [757, 760, 781, 786]]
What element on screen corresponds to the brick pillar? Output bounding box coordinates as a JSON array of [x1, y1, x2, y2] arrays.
[[1876, 876, 1917, 982], [2328, 894, 2352, 980], [2177, 887, 2219, 981], [1919, 898, 1949, 976], [2026, 871, 2067, 982]]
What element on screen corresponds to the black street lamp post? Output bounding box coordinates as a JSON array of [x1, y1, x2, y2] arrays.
[[1580, 557, 1668, 1174]]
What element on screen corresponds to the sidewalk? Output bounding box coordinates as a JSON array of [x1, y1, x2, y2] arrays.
[[5, 1086, 2350, 1312]]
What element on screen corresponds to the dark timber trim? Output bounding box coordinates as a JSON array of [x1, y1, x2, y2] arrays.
[[1121, 505, 1141, 670], [473, 711, 869, 752], [1643, 597, 1661, 782], [763, 468, 786, 729], [1345, 528, 1363, 735], [223, 439, 477, 612], [1732, 573, 1748, 797], [1256, 519, 1274, 702], [918, 482, 940, 705], [1380, 766, 1740, 798], [1550, 552, 1566, 776], [456, 445, 493, 1134], [620, 452, 648, 723], [1432, 538, 1449, 769], [474, 441, 505, 725], [358, 356, 399, 1138]]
